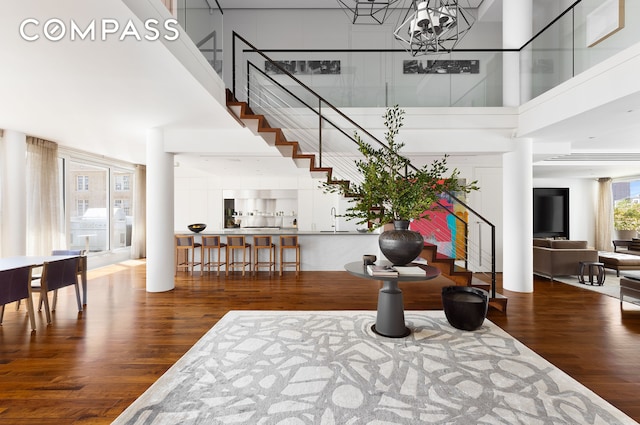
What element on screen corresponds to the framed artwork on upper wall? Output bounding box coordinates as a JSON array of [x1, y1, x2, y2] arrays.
[[265, 60, 341, 75], [403, 60, 479, 74], [586, 0, 625, 47]]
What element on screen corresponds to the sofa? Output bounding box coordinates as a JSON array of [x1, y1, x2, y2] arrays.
[[598, 238, 640, 276], [620, 275, 640, 305], [533, 239, 598, 281], [613, 238, 640, 255]]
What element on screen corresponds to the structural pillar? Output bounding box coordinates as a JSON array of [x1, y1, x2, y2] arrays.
[[502, 1, 534, 293], [1, 130, 27, 257], [503, 0, 532, 106], [146, 128, 175, 292], [503, 138, 533, 293]]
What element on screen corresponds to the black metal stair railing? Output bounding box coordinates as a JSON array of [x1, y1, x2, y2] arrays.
[[231, 31, 497, 297]]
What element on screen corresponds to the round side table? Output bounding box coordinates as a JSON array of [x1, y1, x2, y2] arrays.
[[578, 261, 605, 286], [345, 261, 440, 338]]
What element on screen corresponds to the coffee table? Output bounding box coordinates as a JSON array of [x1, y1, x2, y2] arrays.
[[345, 261, 440, 338]]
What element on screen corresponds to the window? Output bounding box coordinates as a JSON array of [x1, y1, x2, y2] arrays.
[[115, 175, 130, 191], [111, 169, 134, 249], [67, 162, 108, 252], [612, 179, 640, 237], [77, 175, 89, 191], [114, 199, 131, 216], [77, 199, 89, 217], [61, 155, 135, 255]]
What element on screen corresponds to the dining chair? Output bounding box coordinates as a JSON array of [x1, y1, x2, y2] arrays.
[[17, 250, 85, 313], [32, 257, 82, 324], [0, 266, 36, 331], [52, 250, 88, 305]]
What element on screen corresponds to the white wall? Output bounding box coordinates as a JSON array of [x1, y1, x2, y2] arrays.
[[174, 168, 340, 233], [473, 167, 504, 271], [533, 177, 598, 245], [174, 158, 505, 270]]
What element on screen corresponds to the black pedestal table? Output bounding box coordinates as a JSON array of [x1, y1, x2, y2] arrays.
[[344, 261, 441, 338]]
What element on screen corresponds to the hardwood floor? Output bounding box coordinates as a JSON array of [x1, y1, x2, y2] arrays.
[[1, 260, 640, 424]]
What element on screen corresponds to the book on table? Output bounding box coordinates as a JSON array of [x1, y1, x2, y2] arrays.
[[394, 265, 426, 276], [411, 257, 428, 266], [366, 265, 398, 277]]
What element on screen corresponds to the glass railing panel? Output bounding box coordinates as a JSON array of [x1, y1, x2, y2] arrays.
[[388, 51, 503, 107], [240, 49, 503, 108], [176, 0, 223, 76], [572, 0, 640, 75], [242, 51, 367, 107], [524, 7, 575, 100]]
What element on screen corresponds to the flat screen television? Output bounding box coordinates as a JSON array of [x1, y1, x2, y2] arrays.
[[533, 188, 569, 238]]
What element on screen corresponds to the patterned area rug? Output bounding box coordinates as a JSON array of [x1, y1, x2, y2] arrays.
[[113, 310, 638, 424]]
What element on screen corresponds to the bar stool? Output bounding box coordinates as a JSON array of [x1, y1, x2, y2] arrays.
[[175, 235, 201, 275], [226, 235, 252, 277], [279, 235, 300, 277], [253, 235, 276, 275], [201, 235, 226, 276]]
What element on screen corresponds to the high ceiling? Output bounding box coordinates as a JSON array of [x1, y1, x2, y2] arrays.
[[214, 0, 486, 9], [0, 0, 638, 181]]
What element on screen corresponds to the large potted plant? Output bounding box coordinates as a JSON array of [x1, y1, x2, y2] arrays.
[[614, 199, 640, 240], [323, 106, 478, 265]]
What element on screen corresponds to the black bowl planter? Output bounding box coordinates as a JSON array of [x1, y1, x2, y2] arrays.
[[441, 286, 489, 331], [188, 223, 207, 233], [378, 220, 424, 266]]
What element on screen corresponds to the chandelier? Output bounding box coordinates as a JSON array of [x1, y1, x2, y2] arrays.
[[336, 0, 401, 25], [394, 0, 475, 56]]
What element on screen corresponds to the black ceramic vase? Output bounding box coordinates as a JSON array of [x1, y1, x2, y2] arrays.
[[378, 220, 424, 266]]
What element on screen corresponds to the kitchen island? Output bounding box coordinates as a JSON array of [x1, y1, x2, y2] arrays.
[[178, 229, 380, 271]]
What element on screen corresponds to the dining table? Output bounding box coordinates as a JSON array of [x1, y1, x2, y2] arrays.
[[0, 255, 88, 305]]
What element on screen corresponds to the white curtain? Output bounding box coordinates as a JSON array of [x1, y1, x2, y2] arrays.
[[0, 129, 4, 257], [595, 177, 613, 251], [26, 137, 61, 255], [131, 164, 146, 258]]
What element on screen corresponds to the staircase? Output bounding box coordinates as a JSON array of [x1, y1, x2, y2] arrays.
[[225, 89, 507, 313], [226, 90, 334, 180]]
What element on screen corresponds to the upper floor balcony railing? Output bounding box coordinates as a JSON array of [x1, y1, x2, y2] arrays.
[[176, 0, 224, 76], [173, 0, 637, 107]]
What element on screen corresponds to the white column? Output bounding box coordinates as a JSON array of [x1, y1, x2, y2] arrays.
[[503, 139, 533, 293], [146, 128, 175, 292], [503, 0, 532, 106], [1, 130, 27, 256]]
